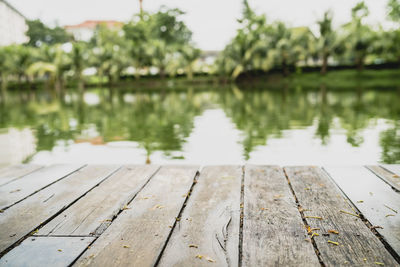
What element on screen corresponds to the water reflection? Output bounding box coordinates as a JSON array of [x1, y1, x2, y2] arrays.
[[0, 86, 398, 165]]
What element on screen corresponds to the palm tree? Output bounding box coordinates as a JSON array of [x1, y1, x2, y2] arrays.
[[0, 46, 14, 99], [71, 42, 87, 92], [139, 0, 144, 19], [27, 44, 70, 93], [149, 40, 171, 79], [317, 11, 336, 75], [344, 1, 374, 71], [180, 45, 201, 80]]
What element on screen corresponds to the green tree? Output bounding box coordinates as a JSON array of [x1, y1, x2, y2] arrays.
[[0, 46, 15, 96], [124, 7, 194, 78], [386, 0, 400, 64], [317, 11, 336, 74], [27, 44, 70, 93], [217, 0, 271, 79], [388, 0, 400, 22], [26, 19, 71, 47], [90, 25, 130, 85], [180, 45, 201, 80], [344, 1, 375, 71], [71, 42, 89, 92]]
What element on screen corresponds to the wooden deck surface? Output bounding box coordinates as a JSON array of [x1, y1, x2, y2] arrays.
[[0, 164, 399, 266]]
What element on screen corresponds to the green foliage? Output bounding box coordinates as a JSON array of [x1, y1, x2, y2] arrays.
[[90, 25, 131, 83], [217, 0, 315, 78], [123, 7, 197, 78], [26, 20, 71, 47], [387, 0, 400, 22], [217, 0, 400, 78]]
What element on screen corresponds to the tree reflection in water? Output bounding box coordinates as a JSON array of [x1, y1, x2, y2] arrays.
[[0, 85, 398, 164]]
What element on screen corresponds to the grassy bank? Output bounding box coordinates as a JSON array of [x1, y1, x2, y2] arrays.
[[5, 69, 400, 92], [237, 69, 400, 90]]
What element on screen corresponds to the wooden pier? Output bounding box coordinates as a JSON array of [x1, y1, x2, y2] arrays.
[[0, 164, 399, 266]]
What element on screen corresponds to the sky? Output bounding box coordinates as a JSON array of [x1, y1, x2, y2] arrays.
[[7, 0, 393, 50]]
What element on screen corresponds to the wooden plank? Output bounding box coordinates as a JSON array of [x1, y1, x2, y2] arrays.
[[0, 236, 94, 267], [74, 165, 198, 267], [158, 165, 242, 267], [367, 165, 400, 192], [285, 166, 398, 266], [0, 165, 120, 254], [38, 165, 160, 236], [0, 165, 43, 187], [0, 164, 84, 210], [324, 166, 400, 256], [241, 165, 320, 266], [381, 164, 400, 177]]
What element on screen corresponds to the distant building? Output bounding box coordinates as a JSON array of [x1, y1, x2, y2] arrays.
[[0, 0, 28, 46], [64, 20, 123, 41]]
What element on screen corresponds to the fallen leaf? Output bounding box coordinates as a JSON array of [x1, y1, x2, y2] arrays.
[[328, 240, 339, 246], [151, 204, 165, 210], [58, 249, 62, 252], [9, 189, 21, 193], [305, 216, 323, 220], [206, 257, 216, 263], [123, 245, 130, 248], [357, 200, 364, 203], [383, 204, 398, 214], [189, 244, 198, 248], [311, 232, 319, 238], [328, 230, 339, 235], [195, 255, 203, 259], [374, 262, 384, 265], [340, 210, 359, 218]]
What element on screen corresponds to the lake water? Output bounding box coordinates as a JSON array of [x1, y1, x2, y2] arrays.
[[0, 86, 399, 167]]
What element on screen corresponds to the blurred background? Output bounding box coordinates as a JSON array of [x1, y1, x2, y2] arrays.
[[0, 0, 399, 167]]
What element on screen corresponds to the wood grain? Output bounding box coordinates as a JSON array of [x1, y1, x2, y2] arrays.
[[158, 165, 242, 267], [0, 164, 84, 210], [367, 165, 400, 192], [74, 165, 198, 267], [0, 165, 120, 254], [242, 165, 320, 266], [381, 164, 400, 177], [0, 236, 94, 267], [38, 165, 160, 236], [285, 166, 398, 266], [324, 165, 400, 256], [0, 165, 43, 187]]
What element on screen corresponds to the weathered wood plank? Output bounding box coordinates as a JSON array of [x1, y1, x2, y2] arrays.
[[158, 165, 242, 266], [381, 164, 400, 177], [367, 165, 400, 192], [242, 165, 320, 266], [0, 165, 43, 187], [74, 165, 198, 267], [38, 165, 160, 236], [0, 165, 120, 254], [285, 166, 398, 266], [324, 165, 400, 256], [0, 164, 84, 210], [0, 237, 94, 267]]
